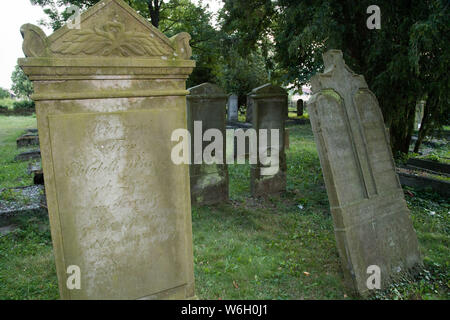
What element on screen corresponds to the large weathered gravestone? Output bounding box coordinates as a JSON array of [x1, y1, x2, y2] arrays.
[[19, 0, 196, 300], [307, 50, 421, 295], [227, 94, 238, 122], [249, 84, 287, 196], [187, 83, 229, 205]]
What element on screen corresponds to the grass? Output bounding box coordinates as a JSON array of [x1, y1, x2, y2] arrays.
[[0, 115, 37, 190], [0, 116, 448, 300]]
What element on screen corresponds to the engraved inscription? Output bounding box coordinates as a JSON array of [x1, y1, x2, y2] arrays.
[[48, 109, 189, 299]]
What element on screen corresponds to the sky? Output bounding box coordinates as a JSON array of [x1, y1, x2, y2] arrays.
[[0, 0, 222, 91], [0, 0, 52, 90]]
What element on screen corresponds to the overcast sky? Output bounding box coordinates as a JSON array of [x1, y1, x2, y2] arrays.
[[0, 0, 222, 91]]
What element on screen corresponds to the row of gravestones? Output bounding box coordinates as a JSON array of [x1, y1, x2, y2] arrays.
[[227, 88, 304, 123], [18, 0, 421, 300], [187, 83, 287, 205]]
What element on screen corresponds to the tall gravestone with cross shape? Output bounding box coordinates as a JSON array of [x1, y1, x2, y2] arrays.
[[18, 0, 196, 299], [249, 84, 287, 196], [307, 50, 422, 295], [187, 83, 229, 205]]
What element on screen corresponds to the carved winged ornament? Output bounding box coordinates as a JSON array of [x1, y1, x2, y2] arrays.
[[53, 22, 171, 57]]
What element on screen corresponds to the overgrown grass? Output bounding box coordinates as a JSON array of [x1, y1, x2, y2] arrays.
[[0, 118, 448, 300]]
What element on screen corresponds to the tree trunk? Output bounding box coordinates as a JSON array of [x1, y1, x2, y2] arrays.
[[389, 104, 415, 155], [148, 0, 161, 28], [414, 100, 430, 153]]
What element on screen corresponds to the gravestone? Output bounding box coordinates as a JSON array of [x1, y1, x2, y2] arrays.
[[227, 94, 238, 122], [15, 149, 41, 161], [247, 84, 289, 123], [307, 50, 422, 295], [245, 92, 254, 123], [414, 101, 425, 130], [285, 128, 290, 150], [249, 84, 287, 196], [187, 83, 229, 205], [19, 0, 196, 300], [297, 99, 304, 117], [16, 133, 39, 148]]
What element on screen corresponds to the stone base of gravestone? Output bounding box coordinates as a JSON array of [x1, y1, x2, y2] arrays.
[[250, 165, 287, 197]]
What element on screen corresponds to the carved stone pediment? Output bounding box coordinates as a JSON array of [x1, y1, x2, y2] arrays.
[[21, 0, 192, 60]]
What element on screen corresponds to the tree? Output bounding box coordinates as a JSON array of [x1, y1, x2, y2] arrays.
[[221, 0, 449, 155], [216, 48, 271, 108], [30, 0, 222, 86], [0, 88, 10, 99], [11, 65, 34, 99], [409, 1, 450, 152], [31, 0, 191, 29]]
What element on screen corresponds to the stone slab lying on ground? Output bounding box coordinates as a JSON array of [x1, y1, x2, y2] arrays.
[[407, 158, 450, 175], [307, 49, 422, 296], [285, 118, 310, 125], [16, 134, 39, 148], [15, 149, 41, 161], [397, 169, 450, 197], [0, 185, 46, 218], [226, 121, 252, 129]]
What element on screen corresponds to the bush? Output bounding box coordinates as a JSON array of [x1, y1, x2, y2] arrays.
[[0, 106, 8, 114], [12, 100, 35, 113], [0, 88, 10, 99]]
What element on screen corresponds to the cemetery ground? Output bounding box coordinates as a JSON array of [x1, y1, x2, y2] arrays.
[[0, 114, 448, 300]]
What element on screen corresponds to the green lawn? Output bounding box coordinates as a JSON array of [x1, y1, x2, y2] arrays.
[[0, 115, 448, 300], [0, 115, 37, 189]]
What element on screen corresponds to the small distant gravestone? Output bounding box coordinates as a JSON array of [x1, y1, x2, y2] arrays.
[[414, 101, 425, 130], [307, 50, 422, 295], [249, 84, 287, 196], [296, 99, 304, 117], [245, 93, 254, 123], [19, 0, 196, 300], [187, 83, 229, 205], [227, 94, 238, 122], [28, 162, 44, 185]]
